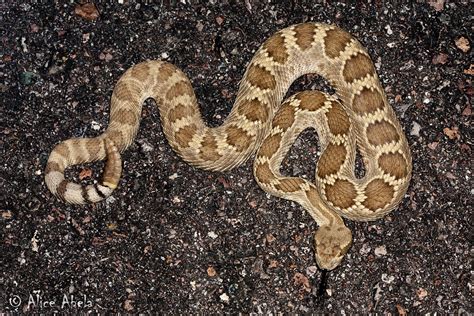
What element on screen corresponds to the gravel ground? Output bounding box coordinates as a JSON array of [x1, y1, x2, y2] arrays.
[[1, 1, 472, 314]]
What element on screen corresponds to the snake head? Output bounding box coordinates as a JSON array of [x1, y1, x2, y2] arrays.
[[314, 225, 352, 270]]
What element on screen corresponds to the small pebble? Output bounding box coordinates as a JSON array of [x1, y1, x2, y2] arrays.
[[21, 37, 28, 52], [381, 273, 395, 284], [410, 121, 421, 137], [20, 72, 37, 85], [417, 288, 428, 300], [219, 293, 229, 302], [359, 243, 371, 255], [196, 21, 204, 32], [91, 121, 101, 131], [208, 231, 218, 239], [306, 265, 318, 277], [138, 139, 154, 153], [374, 245, 387, 256]]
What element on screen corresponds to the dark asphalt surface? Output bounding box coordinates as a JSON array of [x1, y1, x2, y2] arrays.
[[1, 1, 472, 313]]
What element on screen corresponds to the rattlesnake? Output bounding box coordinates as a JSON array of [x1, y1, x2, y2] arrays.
[[45, 22, 412, 270]]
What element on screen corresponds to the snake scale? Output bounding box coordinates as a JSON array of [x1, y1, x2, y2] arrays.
[[45, 23, 412, 270]]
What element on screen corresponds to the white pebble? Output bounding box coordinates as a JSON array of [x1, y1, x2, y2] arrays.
[[410, 121, 421, 137], [91, 121, 101, 131], [219, 293, 229, 302], [208, 231, 218, 239], [139, 140, 154, 153], [31, 231, 39, 252], [381, 273, 395, 284], [374, 245, 387, 256], [105, 195, 117, 204], [21, 37, 28, 52], [359, 243, 371, 255], [306, 265, 318, 277], [18, 256, 26, 265], [169, 229, 176, 238]]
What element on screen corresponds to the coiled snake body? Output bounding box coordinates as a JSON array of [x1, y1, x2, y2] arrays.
[[45, 23, 412, 270]]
